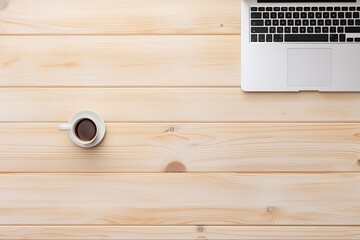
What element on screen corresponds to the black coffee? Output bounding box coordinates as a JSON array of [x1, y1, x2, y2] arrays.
[[75, 119, 97, 141]]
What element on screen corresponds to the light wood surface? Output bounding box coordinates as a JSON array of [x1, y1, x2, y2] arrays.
[[0, 0, 240, 34], [0, 123, 359, 172], [1, 0, 359, 239], [1, 226, 360, 240], [1, 88, 360, 122], [0, 36, 240, 87], [1, 173, 360, 225]]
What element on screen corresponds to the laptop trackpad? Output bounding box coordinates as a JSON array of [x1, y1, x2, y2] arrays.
[[287, 48, 332, 88]]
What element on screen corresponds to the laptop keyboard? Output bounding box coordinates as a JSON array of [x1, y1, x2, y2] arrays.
[[250, 6, 360, 43]]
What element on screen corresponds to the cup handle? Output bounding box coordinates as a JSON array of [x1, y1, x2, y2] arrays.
[[58, 124, 72, 131]]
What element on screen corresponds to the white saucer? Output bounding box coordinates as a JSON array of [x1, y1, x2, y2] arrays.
[[65, 110, 106, 148]]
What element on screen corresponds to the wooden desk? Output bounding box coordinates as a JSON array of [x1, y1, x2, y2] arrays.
[[0, 0, 359, 239]]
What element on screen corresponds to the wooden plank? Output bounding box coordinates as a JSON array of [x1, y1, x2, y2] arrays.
[[1, 123, 359, 172], [0, 36, 240, 87], [1, 88, 360, 122], [1, 226, 360, 240], [0, 173, 360, 225], [0, 0, 240, 34]]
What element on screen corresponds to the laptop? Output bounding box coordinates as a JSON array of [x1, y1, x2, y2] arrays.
[[241, 0, 360, 92]]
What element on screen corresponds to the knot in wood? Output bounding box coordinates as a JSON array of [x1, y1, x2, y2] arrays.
[[0, 0, 9, 10], [165, 161, 187, 173]]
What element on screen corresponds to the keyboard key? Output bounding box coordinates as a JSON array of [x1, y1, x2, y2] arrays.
[[251, 34, 258, 42], [308, 12, 315, 18], [316, 12, 322, 18], [288, 20, 294, 26], [334, 7, 341, 11], [292, 27, 299, 33], [285, 34, 329, 42], [338, 12, 344, 18], [304, 7, 310, 11], [330, 34, 338, 42], [266, 7, 272, 11], [356, 19, 360, 25], [323, 12, 329, 18], [274, 34, 283, 42], [337, 26, 344, 33], [280, 20, 287, 26], [270, 27, 276, 33], [354, 12, 359, 18], [307, 27, 314, 33], [251, 7, 257, 11], [266, 34, 273, 42], [272, 20, 279, 26], [325, 19, 331, 25], [346, 12, 352, 18], [342, 7, 348, 11], [327, 7, 333, 11], [347, 37, 354, 42], [340, 19, 347, 25], [333, 19, 339, 26], [350, 7, 356, 11], [277, 27, 284, 33], [319, 7, 325, 11], [278, 12, 285, 18], [251, 13, 262, 19], [330, 27, 336, 33], [259, 7, 265, 11], [285, 27, 291, 33], [348, 19, 355, 25], [312, 7, 318, 11], [289, 7, 295, 11], [315, 27, 321, 33], [265, 20, 272, 26], [293, 12, 300, 18], [274, 7, 280, 11], [310, 19, 316, 26], [263, 12, 270, 18], [300, 27, 306, 33], [251, 27, 268, 33], [340, 34, 346, 42], [322, 27, 329, 33], [251, 20, 264, 26], [286, 12, 292, 18], [281, 7, 287, 11], [295, 20, 301, 26], [331, 12, 337, 18], [301, 12, 307, 18], [296, 7, 303, 11], [345, 27, 360, 33], [318, 19, 324, 26], [355, 38, 360, 42], [271, 12, 277, 18], [303, 19, 309, 26], [259, 34, 265, 42]]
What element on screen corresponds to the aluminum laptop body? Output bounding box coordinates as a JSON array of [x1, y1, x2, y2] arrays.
[[241, 0, 360, 92]]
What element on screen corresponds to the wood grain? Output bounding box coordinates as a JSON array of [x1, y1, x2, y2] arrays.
[[0, 36, 240, 87], [0, 0, 240, 34], [1, 123, 359, 172], [1, 226, 360, 240], [1, 173, 360, 225], [1, 88, 360, 122]]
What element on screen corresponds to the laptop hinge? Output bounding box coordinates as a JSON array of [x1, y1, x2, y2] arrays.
[[258, 0, 356, 3]]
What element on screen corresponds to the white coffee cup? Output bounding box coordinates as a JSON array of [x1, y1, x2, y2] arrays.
[[58, 110, 106, 148]]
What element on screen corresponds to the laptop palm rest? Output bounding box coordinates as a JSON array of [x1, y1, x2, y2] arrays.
[[287, 48, 332, 88]]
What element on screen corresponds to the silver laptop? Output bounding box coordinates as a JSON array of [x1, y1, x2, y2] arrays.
[[241, 0, 360, 92]]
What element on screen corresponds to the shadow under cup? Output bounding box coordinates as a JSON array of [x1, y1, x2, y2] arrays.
[[74, 118, 97, 142]]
